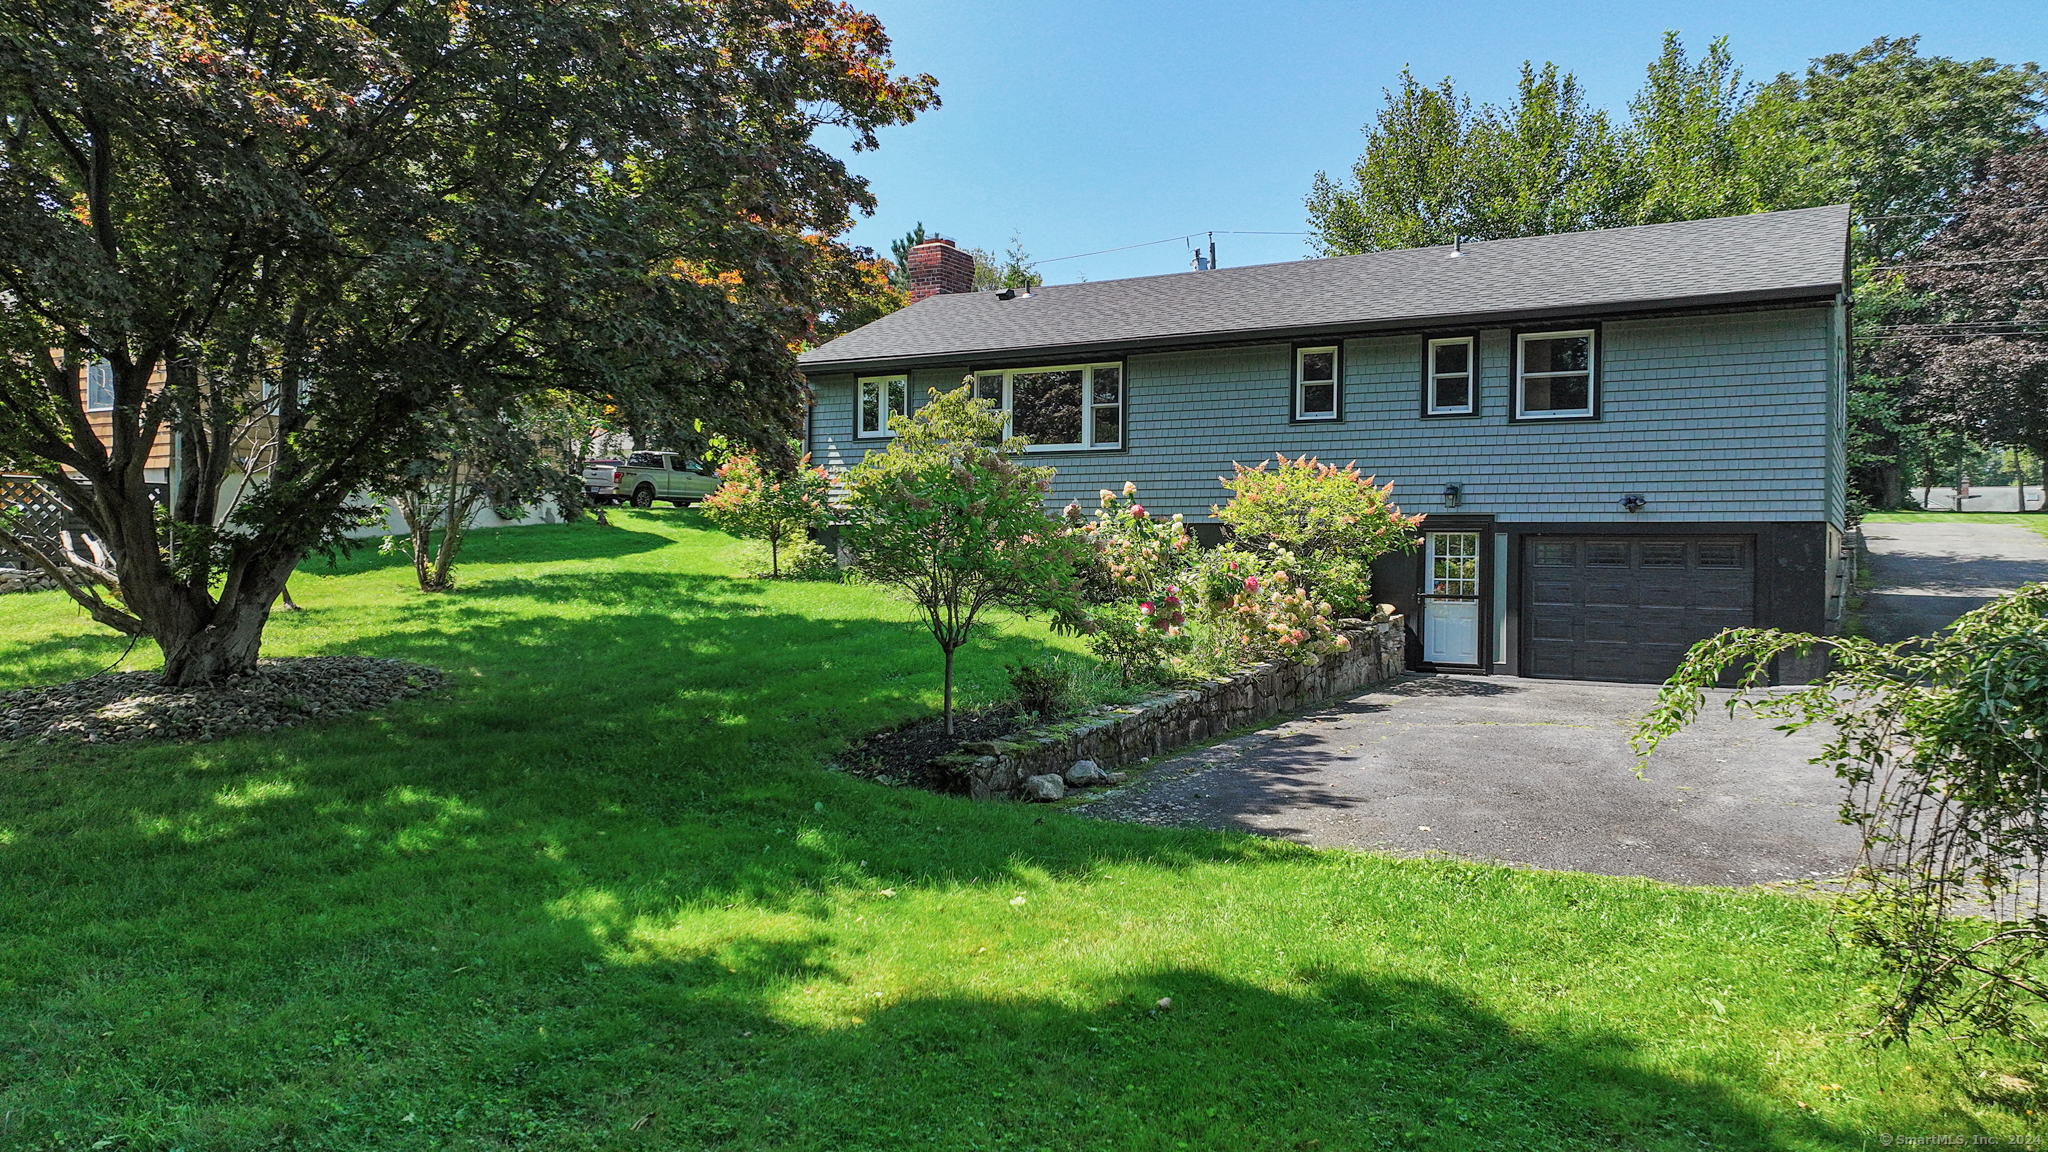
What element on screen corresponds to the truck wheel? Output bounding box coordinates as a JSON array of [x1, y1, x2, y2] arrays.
[[632, 485, 655, 509]]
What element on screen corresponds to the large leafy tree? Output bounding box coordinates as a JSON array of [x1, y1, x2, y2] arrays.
[[0, 0, 934, 685], [1305, 32, 2045, 509], [1871, 138, 2048, 502]]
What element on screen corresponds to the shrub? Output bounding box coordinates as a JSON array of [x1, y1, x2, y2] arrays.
[[1066, 484, 1195, 683], [843, 386, 1086, 734], [1005, 660, 1066, 719], [1214, 453, 1421, 609], [1185, 545, 1351, 664], [747, 538, 841, 582], [1635, 585, 2048, 1052], [701, 449, 833, 578]]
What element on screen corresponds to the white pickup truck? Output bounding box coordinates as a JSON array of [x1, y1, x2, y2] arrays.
[[581, 457, 623, 503], [612, 451, 718, 508]]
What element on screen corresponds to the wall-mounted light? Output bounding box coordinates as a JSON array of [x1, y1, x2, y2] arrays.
[[1443, 483, 1463, 508], [1621, 494, 1647, 512]]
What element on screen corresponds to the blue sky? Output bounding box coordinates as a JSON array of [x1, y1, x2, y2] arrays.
[[821, 1, 2048, 285]]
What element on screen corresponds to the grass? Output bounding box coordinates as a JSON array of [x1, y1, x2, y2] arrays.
[[0, 511, 2039, 1149], [1863, 509, 2048, 544]]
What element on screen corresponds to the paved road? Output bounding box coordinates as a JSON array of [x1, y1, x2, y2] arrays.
[[1078, 675, 1854, 888], [1858, 520, 2048, 642], [1911, 486, 2046, 514]]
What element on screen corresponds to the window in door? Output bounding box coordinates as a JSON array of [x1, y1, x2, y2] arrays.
[[1422, 531, 1482, 665]]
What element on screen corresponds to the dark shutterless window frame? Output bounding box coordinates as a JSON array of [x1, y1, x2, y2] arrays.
[[1420, 333, 1480, 418], [1511, 325, 1602, 423], [855, 374, 910, 439], [1291, 343, 1343, 423], [968, 361, 1129, 453]]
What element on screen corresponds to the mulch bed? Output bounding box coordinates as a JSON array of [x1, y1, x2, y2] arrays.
[[0, 656, 446, 746], [833, 706, 1029, 791]]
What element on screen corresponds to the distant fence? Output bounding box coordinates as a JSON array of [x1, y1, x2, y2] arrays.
[[0, 474, 74, 570]]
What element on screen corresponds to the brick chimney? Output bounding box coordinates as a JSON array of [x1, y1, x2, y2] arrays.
[[906, 238, 976, 302]]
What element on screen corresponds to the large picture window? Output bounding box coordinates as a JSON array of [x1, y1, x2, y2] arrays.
[[1294, 346, 1338, 421], [1515, 330, 1596, 419], [857, 375, 909, 437], [971, 363, 1123, 450], [84, 361, 114, 411], [1425, 337, 1474, 415]]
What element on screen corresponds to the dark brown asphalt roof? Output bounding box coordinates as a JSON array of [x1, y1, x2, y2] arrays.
[[798, 205, 1850, 373]]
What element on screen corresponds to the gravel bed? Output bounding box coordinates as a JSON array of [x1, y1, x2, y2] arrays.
[[0, 656, 445, 746]]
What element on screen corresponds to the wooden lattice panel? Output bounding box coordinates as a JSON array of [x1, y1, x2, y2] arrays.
[[0, 474, 70, 568]]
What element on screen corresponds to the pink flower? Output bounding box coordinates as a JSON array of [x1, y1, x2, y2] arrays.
[[1244, 576, 1259, 592], [1123, 480, 1138, 496], [1129, 504, 1146, 518], [1099, 489, 1115, 503], [1140, 601, 1154, 615]]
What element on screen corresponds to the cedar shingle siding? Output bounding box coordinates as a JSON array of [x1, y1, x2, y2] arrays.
[[800, 206, 1852, 683]]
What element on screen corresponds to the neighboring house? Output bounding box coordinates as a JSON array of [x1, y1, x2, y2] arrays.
[[797, 208, 1853, 684]]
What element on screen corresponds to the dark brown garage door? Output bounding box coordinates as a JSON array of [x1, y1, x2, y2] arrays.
[[1524, 536, 1754, 682]]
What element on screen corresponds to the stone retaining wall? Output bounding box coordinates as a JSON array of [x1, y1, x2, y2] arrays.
[[0, 567, 61, 595], [935, 616, 1406, 801]]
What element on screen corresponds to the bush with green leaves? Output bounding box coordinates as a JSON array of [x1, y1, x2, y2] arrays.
[[1064, 484, 1195, 682], [701, 450, 833, 578], [1634, 585, 2048, 1053], [843, 386, 1086, 734], [1213, 453, 1421, 614]]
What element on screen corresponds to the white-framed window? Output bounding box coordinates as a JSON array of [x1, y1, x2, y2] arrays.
[[1515, 329, 1596, 419], [857, 375, 909, 438], [1427, 531, 1480, 597], [84, 361, 114, 411], [1294, 346, 1338, 421], [970, 362, 1123, 450], [1426, 337, 1474, 415]]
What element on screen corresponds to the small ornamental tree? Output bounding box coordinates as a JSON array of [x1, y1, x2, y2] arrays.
[[1214, 454, 1423, 611], [1634, 586, 2048, 1052], [843, 387, 1083, 733], [701, 449, 833, 577]]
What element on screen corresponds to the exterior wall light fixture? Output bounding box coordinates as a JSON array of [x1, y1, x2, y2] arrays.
[[1443, 483, 1463, 508], [1620, 494, 1648, 512]]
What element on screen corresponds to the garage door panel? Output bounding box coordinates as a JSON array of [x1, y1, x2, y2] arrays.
[[1523, 535, 1754, 683]]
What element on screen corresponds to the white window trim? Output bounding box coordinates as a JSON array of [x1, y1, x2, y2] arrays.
[[973, 362, 1125, 452], [1514, 329, 1597, 420], [1293, 346, 1340, 421], [1425, 337, 1475, 416], [856, 374, 909, 438], [84, 360, 115, 412]]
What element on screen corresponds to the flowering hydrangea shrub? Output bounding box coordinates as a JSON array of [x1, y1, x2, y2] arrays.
[[1067, 483, 1195, 681], [700, 450, 833, 578], [1214, 453, 1422, 610], [1185, 546, 1350, 663]]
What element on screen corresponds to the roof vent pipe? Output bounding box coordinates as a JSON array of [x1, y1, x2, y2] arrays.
[[1450, 235, 1463, 258]]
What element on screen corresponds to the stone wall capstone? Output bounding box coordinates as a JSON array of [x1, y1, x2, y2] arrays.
[[934, 616, 1406, 801]]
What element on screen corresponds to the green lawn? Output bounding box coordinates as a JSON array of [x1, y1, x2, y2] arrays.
[[0, 513, 2035, 1149], [1863, 509, 2048, 543]]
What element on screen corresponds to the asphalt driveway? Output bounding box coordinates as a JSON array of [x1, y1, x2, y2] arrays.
[[1858, 520, 2048, 641], [1077, 674, 1853, 888]]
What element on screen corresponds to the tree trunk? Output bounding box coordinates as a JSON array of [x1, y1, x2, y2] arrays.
[[942, 644, 955, 735], [156, 552, 300, 686], [770, 532, 780, 578], [2037, 445, 2048, 513]]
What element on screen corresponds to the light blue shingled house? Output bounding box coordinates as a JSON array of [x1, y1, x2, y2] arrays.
[[797, 206, 1852, 684]]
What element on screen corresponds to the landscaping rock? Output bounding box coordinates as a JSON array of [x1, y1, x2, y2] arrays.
[[1064, 759, 1110, 787], [0, 656, 445, 746], [1021, 774, 1067, 802]]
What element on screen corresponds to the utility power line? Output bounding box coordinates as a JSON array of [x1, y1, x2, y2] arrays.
[[1033, 230, 1310, 266]]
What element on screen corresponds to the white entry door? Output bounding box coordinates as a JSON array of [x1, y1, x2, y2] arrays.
[[1422, 531, 1482, 665]]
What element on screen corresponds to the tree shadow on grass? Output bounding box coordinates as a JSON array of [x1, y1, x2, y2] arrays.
[[300, 519, 675, 577], [564, 966, 1849, 1151]]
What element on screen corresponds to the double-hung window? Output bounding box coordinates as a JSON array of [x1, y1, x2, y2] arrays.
[[970, 363, 1123, 450], [1294, 346, 1338, 421], [1515, 330, 1596, 419], [1425, 337, 1474, 415], [857, 375, 909, 437], [84, 361, 114, 411]]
